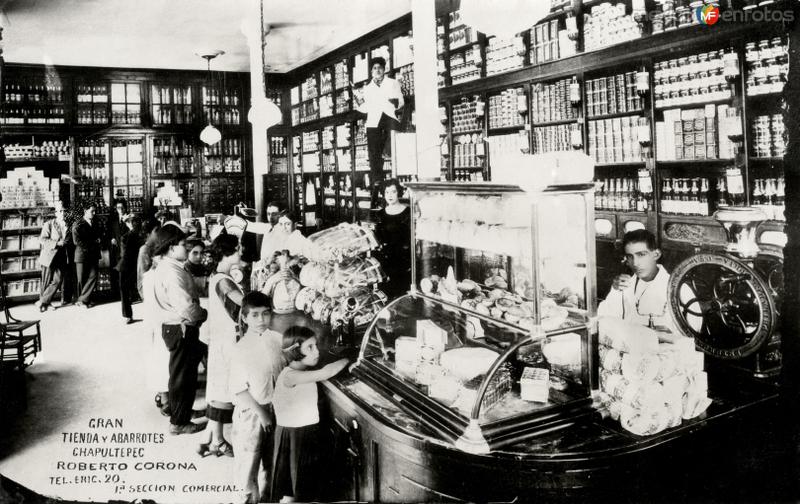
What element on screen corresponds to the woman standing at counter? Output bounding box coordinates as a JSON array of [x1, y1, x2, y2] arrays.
[[374, 179, 411, 299], [198, 234, 244, 457]]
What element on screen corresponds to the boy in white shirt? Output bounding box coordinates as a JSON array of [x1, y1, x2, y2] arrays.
[[229, 292, 284, 504]]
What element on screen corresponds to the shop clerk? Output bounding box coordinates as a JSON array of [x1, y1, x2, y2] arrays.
[[598, 229, 678, 334], [353, 57, 404, 206]]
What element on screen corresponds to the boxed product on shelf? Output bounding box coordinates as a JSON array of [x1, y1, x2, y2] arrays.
[[583, 3, 642, 52]]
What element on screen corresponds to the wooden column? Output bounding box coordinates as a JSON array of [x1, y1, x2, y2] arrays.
[[411, 0, 441, 180], [242, 0, 269, 220]]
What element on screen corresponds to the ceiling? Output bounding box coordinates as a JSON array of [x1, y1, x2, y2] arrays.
[[0, 0, 411, 73]]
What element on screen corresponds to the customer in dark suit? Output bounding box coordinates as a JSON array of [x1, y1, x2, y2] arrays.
[[118, 214, 143, 324], [37, 201, 68, 312], [72, 203, 101, 308], [108, 199, 128, 297]]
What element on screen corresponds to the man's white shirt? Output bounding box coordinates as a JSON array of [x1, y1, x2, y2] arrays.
[[598, 264, 679, 334], [357, 77, 403, 128]]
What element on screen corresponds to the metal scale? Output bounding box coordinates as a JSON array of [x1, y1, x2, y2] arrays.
[[668, 207, 784, 377]]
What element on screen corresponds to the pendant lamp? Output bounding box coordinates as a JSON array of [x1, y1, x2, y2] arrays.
[[197, 49, 225, 146]]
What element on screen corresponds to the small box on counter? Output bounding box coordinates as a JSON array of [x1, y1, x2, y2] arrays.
[[521, 367, 550, 403]]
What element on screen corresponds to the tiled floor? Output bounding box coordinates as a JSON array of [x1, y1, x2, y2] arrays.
[[0, 301, 240, 504]]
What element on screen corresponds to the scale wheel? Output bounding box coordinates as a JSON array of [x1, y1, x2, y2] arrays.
[[668, 253, 777, 359]]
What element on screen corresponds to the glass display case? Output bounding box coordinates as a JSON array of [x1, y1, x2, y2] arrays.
[[353, 182, 598, 453]]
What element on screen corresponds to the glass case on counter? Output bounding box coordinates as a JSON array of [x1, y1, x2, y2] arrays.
[[352, 182, 597, 454]]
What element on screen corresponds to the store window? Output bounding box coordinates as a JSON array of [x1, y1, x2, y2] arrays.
[[110, 82, 142, 124], [151, 84, 193, 125], [111, 139, 144, 212]]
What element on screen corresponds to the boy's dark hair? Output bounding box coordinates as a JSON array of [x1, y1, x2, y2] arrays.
[[82, 201, 97, 213], [144, 219, 161, 236], [241, 291, 271, 318], [622, 229, 658, 251], [371, 56, 387, 69], [209, 234, 239, 262], [185, 238, 205, 251], [266, 201, 283, 211], [152, 225, 187, 257], [282, 326, 316, 363]]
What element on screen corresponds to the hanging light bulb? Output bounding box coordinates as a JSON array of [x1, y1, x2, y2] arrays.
[[196, 49, 225, 146], [200, 124, 222, 145], [248, 96, 282, 128]]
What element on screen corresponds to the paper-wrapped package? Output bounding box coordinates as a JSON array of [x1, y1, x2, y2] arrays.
[[621, 352, 661, 382], [682, 371, 712, 420], [619, 403, 671, 436], [599, 316, 660, 354]]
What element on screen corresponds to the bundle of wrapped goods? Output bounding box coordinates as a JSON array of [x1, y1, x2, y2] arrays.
[[251, 223, 387, 328], [597, 317, 711, 436], [304, 222, 379, 263]]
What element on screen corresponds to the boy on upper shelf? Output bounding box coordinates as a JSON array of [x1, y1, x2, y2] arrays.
[[598, 229, 679, 334]]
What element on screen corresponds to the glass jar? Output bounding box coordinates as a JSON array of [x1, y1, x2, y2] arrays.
[[652, 13, 665, 34], [745, 42, 758, 63]]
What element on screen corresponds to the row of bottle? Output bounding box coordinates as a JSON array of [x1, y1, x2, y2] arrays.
[[594, 178, 652, 213], [451, 169, 485, 182], [531, 78, 580, 125], [2, 107, 65, 124], [488, 88, 526, 129], [201, 87, 240, 107], [4, 83, 64, 103], [752, 177, 786, 222], [204, 157, 242, 174], [586, 72, 645, 118], [270, 138, 288, 157], [76, 108, 108, 124], [78, 164, 109, 181], [153, 156, 194, 175], [660, 178, 714, 216], [204, 106, 240, 126], [203, 139, 241, 157], [111, 108, 141, 125], [152, 105, 193, 125], [153, 139, 194, 158], [76, 85, 109, 103]]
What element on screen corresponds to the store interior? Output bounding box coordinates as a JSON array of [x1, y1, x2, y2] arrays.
[[0, 0, 799, 502]]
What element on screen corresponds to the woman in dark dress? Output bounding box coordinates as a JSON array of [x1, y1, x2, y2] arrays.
[[374, 179, 411, 299]]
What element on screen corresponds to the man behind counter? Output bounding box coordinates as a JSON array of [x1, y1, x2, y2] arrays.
[[598, 229, 678, 333]]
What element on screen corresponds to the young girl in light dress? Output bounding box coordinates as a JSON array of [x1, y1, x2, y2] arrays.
[[270, 326, 348, 502]]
